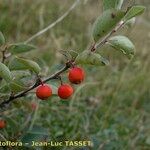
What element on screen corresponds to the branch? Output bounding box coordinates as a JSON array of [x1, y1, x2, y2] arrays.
[[25, 0, 80, 43], [1, 51, 6, 63], [91, 21, 125, 51], [0, 45, 8, 63], [0, 20, 125, 109], [0, 62, 71, 109]]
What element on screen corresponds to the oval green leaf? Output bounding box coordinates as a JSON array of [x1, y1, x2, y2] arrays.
[[9, 57, 29, 71], [7, 43, 36, 54], [0, 83, 11, 94], [0, 62, 12, 82], [59, 50, 79, 60], [0, 31, 5, 45], [9, 80, 26, 93], [92, 9, 125, 42], [15, 57, 41, 74], [103, 0, 124, 10], [123, 5, 145, 22], [108, 35, 135, 59], [68, 50, 79, 60], [76, 51, 109, 66], [11, 70, 31, 79]]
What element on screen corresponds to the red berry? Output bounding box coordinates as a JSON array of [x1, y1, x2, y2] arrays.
[[36, 84, 52, 100], [58, 84, 73, 99], [68, 67, 85, 84], [31, 102, 37, 110], [0, 120, 6, 129]]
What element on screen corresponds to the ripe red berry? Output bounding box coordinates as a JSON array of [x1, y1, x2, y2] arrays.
[[31, 102, 37, 110], [68, 67, 85, 84], [0, 120, 6, 129], [36, 84, 52, 100], [58, 84, 73, 99]]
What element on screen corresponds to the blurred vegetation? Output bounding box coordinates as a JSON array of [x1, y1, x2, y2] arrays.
[[0, 0, 150, 149]]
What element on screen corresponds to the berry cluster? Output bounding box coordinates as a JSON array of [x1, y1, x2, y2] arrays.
[[36, 66, 85, 100]]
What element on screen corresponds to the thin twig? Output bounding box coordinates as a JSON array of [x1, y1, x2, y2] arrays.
[[25, 0, 80, 43], [92, 21, 125, 51], [0, 45, 11, 63], [1, 51, 6, 63]]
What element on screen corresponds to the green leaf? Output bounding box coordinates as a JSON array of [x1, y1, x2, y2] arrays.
[[12, 57, 41, 74], [123, 5, 145, 22], [0, 31, 5, 45], [103, 0, 124, 10], [0, 80, 26, 93], [68, 50, 79, 60], [92, 9, 125, 42], [0, 62, 12, 82], [9, 57, 28, 71], [11, 70, 31, 79], [108, 35, 135, 58], [9, 80, 26, 93], [7, 43, 36, 54], [21, 125, 49, 144], [59, 50, 79, 60], [76, 51, 109, 66]]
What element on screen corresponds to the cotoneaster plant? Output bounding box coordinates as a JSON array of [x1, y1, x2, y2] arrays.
[[0, 1, 145, 109]]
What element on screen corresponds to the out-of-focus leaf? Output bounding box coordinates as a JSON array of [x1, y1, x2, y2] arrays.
[[92, 9, 125, 42], [0, 31, 5, 45], [108, 35, 135, 59], [76, 51, 109, 66], [103, 0, 124, 10], [146, 136, 150, 145], [123, 5, 145, 22], [7, 43, 36, 54], [0, 62, 12, 82]]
